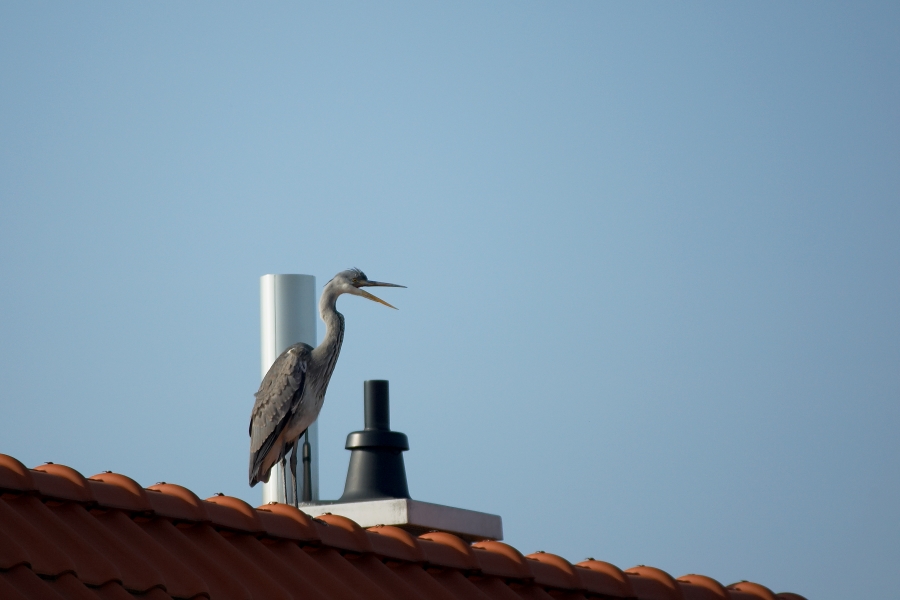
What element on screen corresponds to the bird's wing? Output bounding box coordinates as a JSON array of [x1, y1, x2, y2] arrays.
[[248, 343, 312, 484]]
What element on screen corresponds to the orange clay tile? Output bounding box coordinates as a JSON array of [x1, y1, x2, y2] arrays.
[[0, 453, 808, 600], [0, 455, 35, 494], [31, 463, 93, 502], [146, 482, 210, 522], [255, 502, 319, 543], [204, 494, 266, 534], [574, 559, 635, 598], [626, 565, 685, 600], [419, 531, 479, 571], [87, 472, 153, 512], [314, 513, 375, 553], [727, 581, 779, 600], [525, 552, 580, 591], [678, 574, 729, 600], [472, 540, 533, 579], [367, 525, 426, 563]]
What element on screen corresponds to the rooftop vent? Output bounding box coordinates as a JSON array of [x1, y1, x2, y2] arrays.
[[299, 379, 503, 541], [340, 380, 411, 502]]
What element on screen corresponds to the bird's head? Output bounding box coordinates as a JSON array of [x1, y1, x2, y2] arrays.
[[329, 268, 405, 309]]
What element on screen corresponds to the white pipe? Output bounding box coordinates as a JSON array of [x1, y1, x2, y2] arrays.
[[260, 274, 319, 504]]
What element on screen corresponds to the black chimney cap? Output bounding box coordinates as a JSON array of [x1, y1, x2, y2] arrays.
[[339, 380, 411, 502]]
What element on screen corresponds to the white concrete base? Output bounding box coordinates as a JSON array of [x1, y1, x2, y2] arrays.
[[299, 498, 503, 542]]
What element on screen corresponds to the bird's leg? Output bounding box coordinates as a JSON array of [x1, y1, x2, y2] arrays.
[[290, 440, 299, 508], [283, 440, 297, 506], [302, 432, 312, 503], [281, 453, 289, 505]]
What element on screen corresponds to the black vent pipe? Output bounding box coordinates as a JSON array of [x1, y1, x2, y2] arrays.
[[339, 380, 411, 502]]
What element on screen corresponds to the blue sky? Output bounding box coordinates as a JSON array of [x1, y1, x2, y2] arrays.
[[1, 3, 898, 599]]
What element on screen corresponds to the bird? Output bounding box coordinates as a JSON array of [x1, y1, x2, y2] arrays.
[[248, 268, 404, 504]]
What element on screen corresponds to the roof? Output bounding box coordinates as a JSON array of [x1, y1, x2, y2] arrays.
[[0, 453, 807, 600]]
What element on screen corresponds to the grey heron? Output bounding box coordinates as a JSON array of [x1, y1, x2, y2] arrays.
[[248, 268, 404, 504]]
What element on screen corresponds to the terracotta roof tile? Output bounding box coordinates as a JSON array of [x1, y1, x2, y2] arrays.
[[92, 508, 210, 598], [181, 522, 292, 600], [0, 453, 807, 600], [204, 495, 266, 534], [527, 551, 583, 591], [472, 540, 533, 579], [305, 547, 398, 600], [419, 531, 479, 570], [425, 569, 494, 600], [0, 534, 28, 574], [140, 518, 251, 600], [262, 541, 369, 600], [574, 559, 635, 597], [351, 555, 434, 600], [0, 455, 35, 493], [87, 472, 153, 512], [227, 535, 334, 600], [725, 590, 762, 600], [254, 503, 319, 543], [550, 592, 589, 600], [48, 572, 109, 600], [31, 464, 95, 503], [367, 525, 426, 563], [382, 562, 475, 600], [124, 587, 175, 600], [469, 575, 529, 600], [314, 513, 374, 553], [0, 569, 30, 600], [0, 494, 79, 577], [627, 565, 686, 600], [92, 581, 147, 600], [45, 501, 165, 593], [677, 574, 729, 600], [146, 483, 210, 523], [1, 563, 68, 599], [504, 582, 557, 599], [726, 581, 779, 600]]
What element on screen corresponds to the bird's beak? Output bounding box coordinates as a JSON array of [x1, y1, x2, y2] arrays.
[[356, 280, 405, 310]]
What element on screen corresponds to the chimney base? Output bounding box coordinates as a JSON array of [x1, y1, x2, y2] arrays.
[[298, 498, 503, 542]]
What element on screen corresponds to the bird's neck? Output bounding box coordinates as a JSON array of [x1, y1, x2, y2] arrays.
[[313, 283, 346, 373]]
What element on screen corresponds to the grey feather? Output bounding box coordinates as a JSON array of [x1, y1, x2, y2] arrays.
[[248, 343, 311, 485]]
